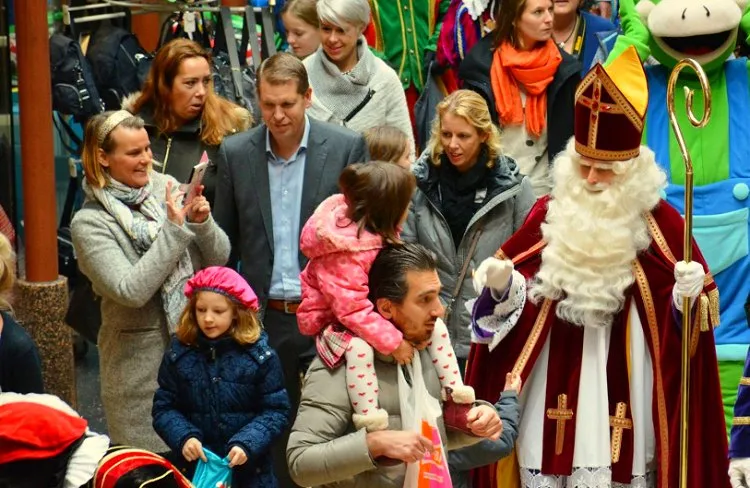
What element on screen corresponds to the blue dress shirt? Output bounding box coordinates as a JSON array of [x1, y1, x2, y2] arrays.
[[266, 116, 310, 300]]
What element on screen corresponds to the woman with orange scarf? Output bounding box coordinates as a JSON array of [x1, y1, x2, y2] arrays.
[[458, 0, 580, 197]]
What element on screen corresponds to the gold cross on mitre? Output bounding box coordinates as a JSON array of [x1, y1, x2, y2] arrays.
[[546, 394, 574, 455], [573, 45, 648, 161], [609, 402, 633, 463]]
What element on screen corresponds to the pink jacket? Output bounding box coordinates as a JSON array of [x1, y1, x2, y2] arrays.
[[298, 194, 403, 355]]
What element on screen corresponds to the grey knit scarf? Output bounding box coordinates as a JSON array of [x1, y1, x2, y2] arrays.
[[83, 176, 193, 331], [307, 37, 375, 121]]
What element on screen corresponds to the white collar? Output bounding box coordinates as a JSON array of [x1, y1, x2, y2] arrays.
[[462, 0, 496, 21]]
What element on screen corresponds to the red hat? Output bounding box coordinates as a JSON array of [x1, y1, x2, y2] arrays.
[[0, 401, 88, 463], [574, 46, 648, 162], [185, 266, 259, 311]]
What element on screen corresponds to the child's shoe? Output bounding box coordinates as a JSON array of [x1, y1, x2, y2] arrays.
[[442, 386, 478, 436], [353, 408, 389, 432]]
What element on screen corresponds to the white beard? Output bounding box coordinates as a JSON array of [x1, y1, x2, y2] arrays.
[[528, 140, 667, 328]]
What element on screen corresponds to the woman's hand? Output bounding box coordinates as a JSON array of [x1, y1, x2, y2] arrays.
[[182, 437, 207, 463], [186, 189, 211, 224], [165, 181, 189, 226]]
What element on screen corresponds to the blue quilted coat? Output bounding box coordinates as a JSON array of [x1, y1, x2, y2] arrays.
[[152, 331, 290, 488]]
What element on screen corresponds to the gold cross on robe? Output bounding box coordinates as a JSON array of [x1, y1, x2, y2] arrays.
[[610, 402, 633, 463], [546, 394, 574, 455]]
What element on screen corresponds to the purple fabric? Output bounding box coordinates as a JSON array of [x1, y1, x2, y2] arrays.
[[471, 288, 499, 340], [185, 266, 259, 311]]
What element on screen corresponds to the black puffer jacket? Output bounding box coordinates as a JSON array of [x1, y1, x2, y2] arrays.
[[458, 35, 581, 163]]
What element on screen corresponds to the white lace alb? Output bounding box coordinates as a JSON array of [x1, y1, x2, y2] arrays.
[[520, 467, 655, 488]]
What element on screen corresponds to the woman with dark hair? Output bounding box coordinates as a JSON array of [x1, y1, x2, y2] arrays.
[[459, 0, 579, 197], [552, 0, 616, 76], [124, 39, 252, 204]]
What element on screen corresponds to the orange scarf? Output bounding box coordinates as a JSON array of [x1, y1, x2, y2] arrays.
[[490, 39, 562, 137]]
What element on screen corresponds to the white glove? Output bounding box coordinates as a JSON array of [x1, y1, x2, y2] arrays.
[[729, 458, 750, 488], [672, 260, 705, 311], [473, 257, 513, 295]]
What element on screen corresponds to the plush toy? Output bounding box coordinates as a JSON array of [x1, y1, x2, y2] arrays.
[[609, 0, 750, 465]]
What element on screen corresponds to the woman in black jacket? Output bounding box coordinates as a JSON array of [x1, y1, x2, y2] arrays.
[[459, 0, 580, 197], [124, 39, 253, 206]]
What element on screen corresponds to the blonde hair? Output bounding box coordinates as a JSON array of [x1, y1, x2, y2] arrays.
[[176, 292, 262, 346], [82, 111, 146, 188], [428, 89, 502, 166], [282, 0, 320, 28], [363, 126, 409, 164], [0, 233, 15, 312]]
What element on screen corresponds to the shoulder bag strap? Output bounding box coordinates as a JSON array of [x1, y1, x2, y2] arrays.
[[448, 217, 486, 311]]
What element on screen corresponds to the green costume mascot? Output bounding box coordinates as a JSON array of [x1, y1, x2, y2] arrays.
[[610, 0, 750, 478]]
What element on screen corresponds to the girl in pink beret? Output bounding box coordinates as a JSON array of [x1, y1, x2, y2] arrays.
[[152, 266, 290, 488]]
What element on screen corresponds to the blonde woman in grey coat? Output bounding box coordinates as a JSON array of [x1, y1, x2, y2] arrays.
[[71, 110, 231, 452], [402, 90, 536, 369]]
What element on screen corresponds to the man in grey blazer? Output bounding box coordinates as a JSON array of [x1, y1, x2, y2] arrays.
[[213, 53, 369, 488]]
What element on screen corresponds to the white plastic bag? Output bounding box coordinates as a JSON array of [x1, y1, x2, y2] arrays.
[[398, 354, 453, 488]]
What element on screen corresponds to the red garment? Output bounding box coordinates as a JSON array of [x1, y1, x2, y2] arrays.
[[466, 197, 729, 488], [490, 40, 562, 137], [0, 401, 87, 463], [297, 194, 404, 358]]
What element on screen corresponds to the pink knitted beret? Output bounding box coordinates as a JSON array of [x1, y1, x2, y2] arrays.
[[184, 266, 259, 311]]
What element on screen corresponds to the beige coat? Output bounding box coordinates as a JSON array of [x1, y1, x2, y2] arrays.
[[287, 351, 482, 487], [71, 172, 230, 452]]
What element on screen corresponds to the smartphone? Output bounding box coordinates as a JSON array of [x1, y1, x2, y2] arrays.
[[183, 151, 210, 206]]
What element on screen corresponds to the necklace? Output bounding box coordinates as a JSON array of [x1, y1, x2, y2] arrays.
[[553, 15, 579, 49]]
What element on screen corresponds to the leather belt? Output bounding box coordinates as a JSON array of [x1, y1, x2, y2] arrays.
[[266, 299, 301, 314]]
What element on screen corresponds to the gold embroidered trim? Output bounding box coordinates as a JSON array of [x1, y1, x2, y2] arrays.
[[511, 240, 546, 265], [575, 142, 640, 162], [708, 287, 720, 327], [734, 417, 750, 426], [644, 212, 676, 264], [546, 394, 574, 456], [740, 377, 750, 386], [690, 300, 702, 358], [699, 294, 710, 333], [575, 65, 644, 131], [610, 402, 633, 463], [512, 299, 551, 377], [494, 247, 509, 260], [633, 260, 670, 488]]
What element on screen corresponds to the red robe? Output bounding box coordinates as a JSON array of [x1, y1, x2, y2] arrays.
[[466, 197, 728, 488]]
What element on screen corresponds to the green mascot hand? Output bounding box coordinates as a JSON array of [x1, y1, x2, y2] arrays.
[[606, 0, 651, 66]]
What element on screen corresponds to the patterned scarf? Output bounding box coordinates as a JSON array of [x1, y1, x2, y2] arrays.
[[83, 176, 193, 331]]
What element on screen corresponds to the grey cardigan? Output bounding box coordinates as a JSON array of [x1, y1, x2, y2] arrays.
[[402, 152, 536, 359], [287, 351, 482, 488], [71, 171, 231, 452]]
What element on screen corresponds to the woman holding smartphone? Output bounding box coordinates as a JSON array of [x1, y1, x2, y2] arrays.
[[72, 110, 230, 452]]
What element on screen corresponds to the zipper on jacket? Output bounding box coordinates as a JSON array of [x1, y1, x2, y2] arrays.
[[161, 137, 173, 174], [210, 346, 216, 362]]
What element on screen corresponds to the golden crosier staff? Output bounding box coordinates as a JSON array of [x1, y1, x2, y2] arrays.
[[666, 58, 711, 488]]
